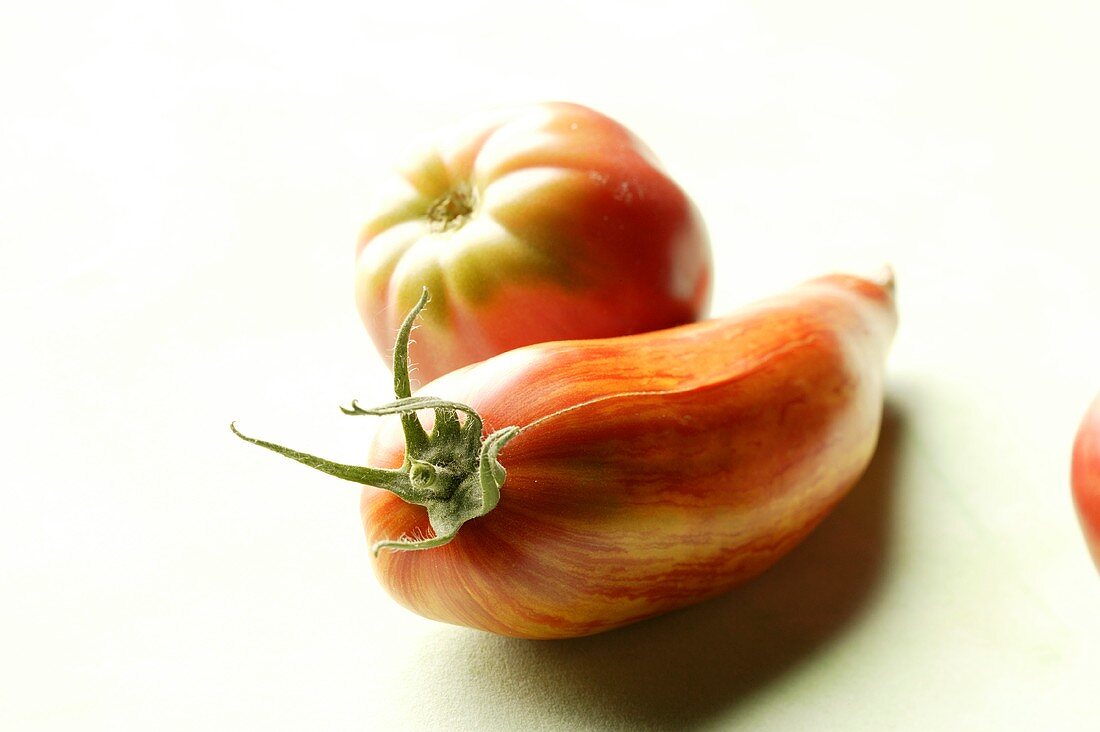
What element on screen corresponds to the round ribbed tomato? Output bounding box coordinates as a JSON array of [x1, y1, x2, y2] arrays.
[[1072, 393, 1100, 570], [354, 101, 711, 384]]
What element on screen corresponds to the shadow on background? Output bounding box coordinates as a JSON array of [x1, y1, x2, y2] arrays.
[[435, 402, 906, 729]]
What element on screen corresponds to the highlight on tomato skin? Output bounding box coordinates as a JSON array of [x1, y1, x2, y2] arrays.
[[1072, 393, 1100, 570], [354, 101, 712, 384], [358, 270, 898, 639]]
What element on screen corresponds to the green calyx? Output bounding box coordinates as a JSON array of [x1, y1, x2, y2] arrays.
[[231, 288, 519, 554]]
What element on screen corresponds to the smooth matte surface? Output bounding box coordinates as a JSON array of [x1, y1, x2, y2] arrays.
[[3, 2, 1099, 729]]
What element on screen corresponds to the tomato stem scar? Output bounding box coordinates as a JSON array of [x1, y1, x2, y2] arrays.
[[426, 182, 477, 233]]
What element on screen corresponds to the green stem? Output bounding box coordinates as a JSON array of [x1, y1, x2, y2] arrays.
[[393, 287, 431, 455], [342, 396, 483, 426], [232, 287, 523, 554], [371, 529, 458, 556], [478, 426, 520, 514], [230, 423, 423, 501]]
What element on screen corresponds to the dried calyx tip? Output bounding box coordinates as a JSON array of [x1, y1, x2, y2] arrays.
[[875, 264, 896, 295]]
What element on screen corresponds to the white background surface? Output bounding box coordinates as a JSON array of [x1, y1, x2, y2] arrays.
[[3, 1, 1099, 729]]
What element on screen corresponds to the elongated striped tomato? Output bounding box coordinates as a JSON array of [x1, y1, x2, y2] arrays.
[[235, 270, 896, 638], [355, 101, 711, 383], [1072, 393, 1100, 570]]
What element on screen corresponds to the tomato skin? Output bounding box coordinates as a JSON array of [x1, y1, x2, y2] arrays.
[[355, 102, 711, 384], [361, 272, 897, 638], [1072, 394, 1100, 570]]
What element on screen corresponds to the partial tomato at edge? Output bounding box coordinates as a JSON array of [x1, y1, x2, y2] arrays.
[[354, 101, 712, 384], [1072, 393, 1100, 570]]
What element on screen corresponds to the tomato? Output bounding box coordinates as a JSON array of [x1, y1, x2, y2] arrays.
[[234, 270, 896, 638], [354, 101, 712, 384], [1072, 393, 1100, 570]]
